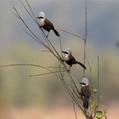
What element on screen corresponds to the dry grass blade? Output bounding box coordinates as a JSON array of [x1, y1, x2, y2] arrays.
[[61, 29, 84, 40], [59, 36, 62, 55], [86, 56, 92, 72], [0, 63, 63, 69], [0, 64, 51, 72], [83, 1, 87, 76], [29, 70, 67, 77], [97, 56, 100, 108]]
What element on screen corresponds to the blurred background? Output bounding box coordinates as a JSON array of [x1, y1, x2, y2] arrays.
[[0, 0, 119, 118]]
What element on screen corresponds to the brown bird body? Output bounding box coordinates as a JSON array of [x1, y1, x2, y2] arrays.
[[80, 77, 91, 110], [80, 85, 91, 99], [66, 54, 86, 69], [37, 11, 60, 37], [62, 49, 86, 70]]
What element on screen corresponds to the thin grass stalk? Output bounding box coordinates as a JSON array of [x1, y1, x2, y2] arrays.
[[29, 70, 67, 77]]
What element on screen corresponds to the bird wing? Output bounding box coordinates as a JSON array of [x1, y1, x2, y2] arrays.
[[69, 55, 76, 62], [45, 18, 54, 28], [81, 86, 91, 98]]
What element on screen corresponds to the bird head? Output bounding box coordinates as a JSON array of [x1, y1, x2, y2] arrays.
[[80, 77, 89, 87], [38, 11, 45, 19], [62, 48, 72, 55]]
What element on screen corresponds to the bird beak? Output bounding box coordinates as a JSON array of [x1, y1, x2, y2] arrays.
[[62, 51, 68, 54]]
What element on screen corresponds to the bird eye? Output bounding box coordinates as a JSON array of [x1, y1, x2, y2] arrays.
[[62, 51, 69, 54], [39, 17, 44, 19], [80, 82, 86, 85]]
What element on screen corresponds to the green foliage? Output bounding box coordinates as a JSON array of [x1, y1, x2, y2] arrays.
[[95, 111, 104, 119]]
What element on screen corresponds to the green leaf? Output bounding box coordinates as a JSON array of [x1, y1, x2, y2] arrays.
[[95, 111, 104, 119]]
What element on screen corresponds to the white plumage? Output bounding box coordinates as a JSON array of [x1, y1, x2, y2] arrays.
[[37, 18, 44, 26], [37, 11, 45, 26], [80, 77, 89, 87], [38, 11, 45, 18], [62, 48, 71, 61]]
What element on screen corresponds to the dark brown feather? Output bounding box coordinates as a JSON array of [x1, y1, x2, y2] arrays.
[[43, 18, 60, 36], [80, 85, 91, 98], [65, 54, 76, 66], [43, 18, 54, 31]]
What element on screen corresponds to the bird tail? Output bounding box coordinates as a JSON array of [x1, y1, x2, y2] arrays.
[[76, 61, 86, 69], [53, 28, 60, 37], [83, 97, 89, 110]]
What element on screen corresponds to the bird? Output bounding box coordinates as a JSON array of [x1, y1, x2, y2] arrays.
[[37, 11, 60, 37], [80, 77, 91, 110], [62, 48, 86, 71]]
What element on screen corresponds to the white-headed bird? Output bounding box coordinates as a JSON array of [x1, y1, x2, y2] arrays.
[[37, 11, 60, 37], [80, 77, 91, 110], [62, 48, 86, 70]]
